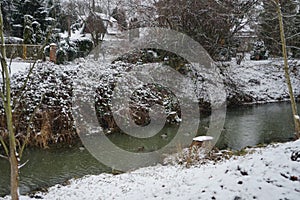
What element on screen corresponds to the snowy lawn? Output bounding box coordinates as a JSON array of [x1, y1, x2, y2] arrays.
[[8, 60, 32, 75], [5, 140, 299, 200]]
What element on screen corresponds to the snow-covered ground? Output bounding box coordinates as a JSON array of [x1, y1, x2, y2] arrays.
[[220, 57, 300, 104], [2, 139, 298, 200], [8, 61, 32, 75]]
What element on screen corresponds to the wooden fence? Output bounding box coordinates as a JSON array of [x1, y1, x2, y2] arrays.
[[0, 44, 43, 60]]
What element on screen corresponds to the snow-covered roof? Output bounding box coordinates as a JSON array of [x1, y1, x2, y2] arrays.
[[95, 12, 117, 23], [79, 13, 117, 23]]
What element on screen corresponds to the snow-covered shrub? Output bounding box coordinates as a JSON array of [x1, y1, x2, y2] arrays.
[[215, 47, 232, 62], [92, 62, 183, 134], [250, 40, 268, 60], [113, 49, 188, 72], [0, 63, 78, 148], [63, 40, 78, 61], [56, 48, 67, 64], [46, 37, 94, 64], [32, 21, 43, 44], [56, 39, 79, 64], [65, 47, 77, 61], [74, 38, 94, 57]]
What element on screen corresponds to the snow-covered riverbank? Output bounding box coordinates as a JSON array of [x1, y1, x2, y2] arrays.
[[220, 58, 300, 105], [3, 139, 298, 200]]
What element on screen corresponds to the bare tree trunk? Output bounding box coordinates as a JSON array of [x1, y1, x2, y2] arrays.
[[0, 7, 19, 200], [8, 106, 19, 200], [92, 0, 96, 12], [68, 15, 71, 37], [274, 0, 300, 138]]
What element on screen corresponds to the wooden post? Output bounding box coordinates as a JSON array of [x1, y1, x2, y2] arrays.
[[49, 43, 57, 63], [186, 136, 213, 167], [190, 136, 214, 149], [22, 44, 27, 60]]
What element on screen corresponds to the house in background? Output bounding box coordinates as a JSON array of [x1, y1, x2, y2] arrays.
[[83, 12, 119, 41], [234, 23, 258, 53]]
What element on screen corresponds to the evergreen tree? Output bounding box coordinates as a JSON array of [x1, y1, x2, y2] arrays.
[[23, 0, 42, 16], [0, 0, 14, 34], [11, 0, 24, 37], [23, 15, 34, 44], [32, 21, 43, 44], [250, 40, 268, 60], [8, 0, 62, 41], [47, 0, 62, 21]]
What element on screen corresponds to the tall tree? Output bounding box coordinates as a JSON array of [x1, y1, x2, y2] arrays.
[[0, 0, 14, 35], [272, 0, 300, 138], [0, 7, 19, 200], [155, 0, 258, 60]]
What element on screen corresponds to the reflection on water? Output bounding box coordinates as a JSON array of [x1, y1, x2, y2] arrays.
[[0, 102, 298, 196], [0, 145, 110, 197], [214, 102, 298, 150]]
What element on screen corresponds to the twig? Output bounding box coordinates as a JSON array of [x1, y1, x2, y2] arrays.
[[18, 159, 29, 169], [0, 154, 8, 160], [8, 54, 14, 75], [0, 135, 9, 157], [19, 94, 45, 159], [13, 61, 37, 107], [0, 90, 5, 102]]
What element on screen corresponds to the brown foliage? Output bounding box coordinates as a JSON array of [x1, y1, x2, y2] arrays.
[[0, 107, 76, 149]]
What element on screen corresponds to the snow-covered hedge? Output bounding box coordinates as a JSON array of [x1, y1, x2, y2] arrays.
[[0, 62, 78, 148]]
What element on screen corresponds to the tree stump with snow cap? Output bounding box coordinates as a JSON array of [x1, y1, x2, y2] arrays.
[[186, 136, 214, 166], [189, 136, 213, 154]]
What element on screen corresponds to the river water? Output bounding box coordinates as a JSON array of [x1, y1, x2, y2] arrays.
[[0, 102, 298, 196]]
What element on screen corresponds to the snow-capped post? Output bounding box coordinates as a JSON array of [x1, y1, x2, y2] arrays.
[[273, 0, 300, 138], [190, 136, 214, 149], [187, 136, 214, 166], [50, 43, 57, 63]]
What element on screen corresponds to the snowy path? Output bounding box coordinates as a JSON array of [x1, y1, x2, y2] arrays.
[[5, 140, 299, 200]]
